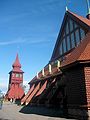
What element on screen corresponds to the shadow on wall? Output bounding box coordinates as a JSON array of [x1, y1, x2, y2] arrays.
[[19, 105, 74, 119]]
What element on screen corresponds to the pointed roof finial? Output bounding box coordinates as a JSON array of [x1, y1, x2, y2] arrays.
[[66, 0, 69, 12], [66, 6, 68, 11], [12, 53, 21, 68]]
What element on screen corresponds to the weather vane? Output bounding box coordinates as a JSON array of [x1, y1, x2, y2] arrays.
[[86, 0, 90, 13]]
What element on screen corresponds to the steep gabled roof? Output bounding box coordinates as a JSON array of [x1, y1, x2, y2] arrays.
[[29, 10, 90, 84], [61, 32, 90, 67], [50, 10, 90, 62]]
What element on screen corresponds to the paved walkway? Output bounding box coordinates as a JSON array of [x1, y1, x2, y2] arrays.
[[0, 102, 75, 120]]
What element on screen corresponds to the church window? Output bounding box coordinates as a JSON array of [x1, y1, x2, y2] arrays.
[[59, 42, 63, 55], [75, 29, 80, 45], [74, 23, 78, 29], [63, 38, 66, 53], [80, 28, 85, 40], [58, 18, 86, 57], [69, 19, 73, 32], [66, 22, 69, 34], [71, 33, 75, 48], [67, 36, 70, 50], [63, 32, 65, 37]]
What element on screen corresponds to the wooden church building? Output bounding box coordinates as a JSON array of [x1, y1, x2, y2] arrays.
[[6, 54, 25, 101], [21, 10, 90, 118]]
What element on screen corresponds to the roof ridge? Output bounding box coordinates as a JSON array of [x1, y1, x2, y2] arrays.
[[67, 10, 90, 27]]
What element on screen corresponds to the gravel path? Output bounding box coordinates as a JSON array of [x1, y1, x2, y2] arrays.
[[0, 102, 75, 120]]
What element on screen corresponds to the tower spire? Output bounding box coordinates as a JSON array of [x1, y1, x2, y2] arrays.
[[12, 53, 21, 68], [6, 53, 25, 100]]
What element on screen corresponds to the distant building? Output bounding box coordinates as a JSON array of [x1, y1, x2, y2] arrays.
[[21, 10, 90, 118], [6, 54, 25, 101]]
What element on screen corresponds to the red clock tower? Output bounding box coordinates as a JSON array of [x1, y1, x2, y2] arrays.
[[6, 54, 25, 101]]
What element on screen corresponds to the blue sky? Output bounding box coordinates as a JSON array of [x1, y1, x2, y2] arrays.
[[0, 0, 88, 93]]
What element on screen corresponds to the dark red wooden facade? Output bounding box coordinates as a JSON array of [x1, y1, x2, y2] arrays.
[[21, 10, 90, 118], [6, 54, 25, 101]]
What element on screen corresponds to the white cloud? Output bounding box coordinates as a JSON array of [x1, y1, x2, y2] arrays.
[[0, 37, 51, 46], [0, 38, 26, 46], [27, 39, 51, 44]]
